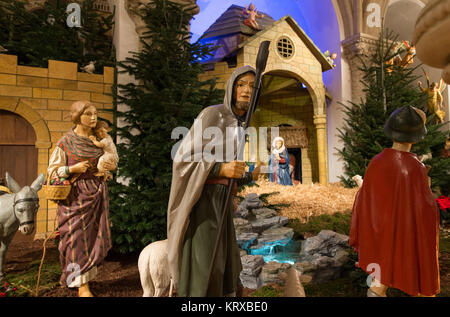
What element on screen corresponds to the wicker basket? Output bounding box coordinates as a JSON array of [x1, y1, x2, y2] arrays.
[[41, 166, 71, 201]]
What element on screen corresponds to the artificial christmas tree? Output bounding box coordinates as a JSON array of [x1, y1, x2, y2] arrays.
[[0, 0, 114, 71], [337, 30, 449, 193], [108, 0, 223, 253]]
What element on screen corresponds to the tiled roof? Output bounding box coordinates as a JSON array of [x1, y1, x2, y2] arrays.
[[201, 4, 275, 40], [199, 6, 333, 72]]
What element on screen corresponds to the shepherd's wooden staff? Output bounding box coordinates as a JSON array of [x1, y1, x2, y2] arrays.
[[204, 40, 271, 296]]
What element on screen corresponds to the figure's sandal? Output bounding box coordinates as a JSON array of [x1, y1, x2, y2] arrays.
[[367, 288, 387, 297], [78, 283, 94, 297]]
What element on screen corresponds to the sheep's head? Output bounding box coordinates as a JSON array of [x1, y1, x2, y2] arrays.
[[352, 175, 363, 188]]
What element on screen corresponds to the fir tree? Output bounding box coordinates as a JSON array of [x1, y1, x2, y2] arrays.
[[108, 0, 223, 253], [0, 0, 114, 71], [77, 0, 115, 70], [337, 30, 450, 193]]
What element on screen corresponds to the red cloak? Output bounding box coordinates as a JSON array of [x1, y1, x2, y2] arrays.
[[350, 148, 440, 296]]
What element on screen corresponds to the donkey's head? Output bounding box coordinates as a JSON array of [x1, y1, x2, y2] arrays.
[[6, 172, 45, 235]]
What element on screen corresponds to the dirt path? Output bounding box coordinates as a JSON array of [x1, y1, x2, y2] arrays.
[[4, 238, 143, 297], [5, 230, 448, 297], [3, 238, 257, 297]]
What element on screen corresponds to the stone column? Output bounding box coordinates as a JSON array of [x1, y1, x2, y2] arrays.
[[342, 33, 379, 103], [35, 141, 51, 238], [314, 114, 328, 185]]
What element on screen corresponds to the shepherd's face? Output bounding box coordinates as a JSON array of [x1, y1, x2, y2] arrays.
[[234, 72, 255, 114]]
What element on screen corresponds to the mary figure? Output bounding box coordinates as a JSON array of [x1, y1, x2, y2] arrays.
[[268, 137, 293, 186]]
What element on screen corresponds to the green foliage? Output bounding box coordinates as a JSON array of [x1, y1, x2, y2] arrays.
[[0, 0, 115, 71], [258, 192, 279, 204], [249, 285, 283, 297], [440, 230, 450, 253], [287, 212, 352, 240], [303, 276, 367, 297], [413, 116, 450, 194], [337, 30, 449, 192], [6, 259, 61, 297], [108, 0, 224, 253]]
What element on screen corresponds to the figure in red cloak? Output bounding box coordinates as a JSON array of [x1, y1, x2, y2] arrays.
[[350, 105, 440, 297]]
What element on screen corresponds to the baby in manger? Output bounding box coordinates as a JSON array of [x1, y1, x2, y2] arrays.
[[89, 121, 119, 180]]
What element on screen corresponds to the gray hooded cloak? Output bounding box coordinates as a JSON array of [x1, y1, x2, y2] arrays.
[[167, 66, 256, 296]]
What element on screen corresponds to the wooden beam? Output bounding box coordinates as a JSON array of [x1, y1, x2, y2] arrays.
[[261, 78, 298, 96], [264, 90, 312, 101], [262, 75, 275, 91]]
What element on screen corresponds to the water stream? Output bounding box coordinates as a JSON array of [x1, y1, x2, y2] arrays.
[[247, 238, 304, 265]]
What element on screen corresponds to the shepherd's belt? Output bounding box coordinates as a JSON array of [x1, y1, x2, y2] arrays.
[[205, 178, 238, 195]]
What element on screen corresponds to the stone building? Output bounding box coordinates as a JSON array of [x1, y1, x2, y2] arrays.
[[197, 5, 333, 185]]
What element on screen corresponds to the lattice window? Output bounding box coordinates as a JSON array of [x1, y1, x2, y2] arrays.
[[276, 36, 294, 59]]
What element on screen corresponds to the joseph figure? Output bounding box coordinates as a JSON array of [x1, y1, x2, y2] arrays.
[[167, 66, 260, 297]]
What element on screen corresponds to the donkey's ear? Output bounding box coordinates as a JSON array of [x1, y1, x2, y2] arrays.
[[31, 173, 45, 192], [5, 172, 21, 193]]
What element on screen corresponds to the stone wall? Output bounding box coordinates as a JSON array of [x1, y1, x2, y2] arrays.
[[245, 18, 327, 115], [198, 52, 245, 91], [0, 54, 114, 238]]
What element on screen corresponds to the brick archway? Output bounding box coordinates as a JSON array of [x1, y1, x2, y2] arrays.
[[262, 68, 328, 184], [0, 97, 52, 237], [0, 97, 51, 147]]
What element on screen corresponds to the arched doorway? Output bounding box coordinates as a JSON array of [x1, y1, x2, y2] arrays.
[[252, 71, 319, 184], [0, 110, 38, 241]]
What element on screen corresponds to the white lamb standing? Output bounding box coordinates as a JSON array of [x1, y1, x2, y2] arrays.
[[138, 239, 173, 297], [352, 174, 364, 188]]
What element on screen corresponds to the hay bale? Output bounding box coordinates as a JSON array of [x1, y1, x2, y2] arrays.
[[239, 180, 358, 223]]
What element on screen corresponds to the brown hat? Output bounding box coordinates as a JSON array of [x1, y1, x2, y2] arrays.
[[384, 106, 427, 143]]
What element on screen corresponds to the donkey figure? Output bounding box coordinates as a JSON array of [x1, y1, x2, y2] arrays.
[[0, 172, 44, 279]]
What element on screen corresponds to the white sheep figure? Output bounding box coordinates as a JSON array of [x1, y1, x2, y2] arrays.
[[138, 239, 173, 297], [352, 174, 364, 188]]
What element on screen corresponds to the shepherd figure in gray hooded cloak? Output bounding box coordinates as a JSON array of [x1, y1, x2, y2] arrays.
[[167, 66, 260, 297]]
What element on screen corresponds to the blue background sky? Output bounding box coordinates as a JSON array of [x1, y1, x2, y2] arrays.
[[190, 0, 341, 88], [190, 0, 339, 53]]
